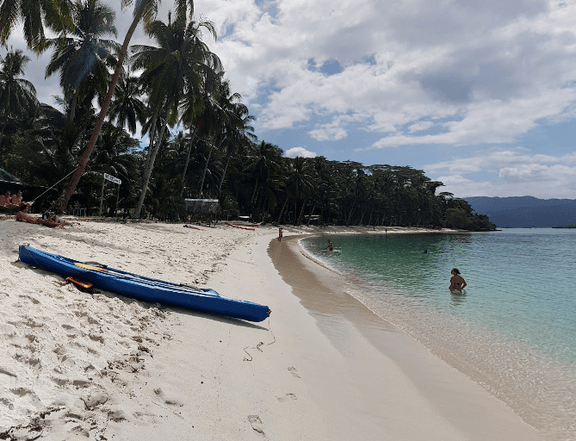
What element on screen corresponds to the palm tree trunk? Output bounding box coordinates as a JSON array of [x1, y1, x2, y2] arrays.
[[250, 176, 259, 204], [359, 207, 367, 225], [277, 198, 288, 224], [218, 149, 233, 194], [0, 122, 6, 151], [69, 89, 79, 121], [346, 202, 356, 226], [143, 118, 157, 173], [297, 199, 307, 225], [134, 122, 167, 219], [59, 13, 141, 212], [307, 203, 316, 226], [198, 142, 214, 197], [180, 127, 197, 197]]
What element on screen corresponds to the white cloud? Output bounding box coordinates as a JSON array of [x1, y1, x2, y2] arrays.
[[426, 148, 576, 198], [408, 121, 435, 133], [192, 0, 576, 152], [285, 147, 317, 158], [6, 0, 576, 198], [309, 121, 347, 141], [10, 0, 576, 148], [425, 148, 559, 174]]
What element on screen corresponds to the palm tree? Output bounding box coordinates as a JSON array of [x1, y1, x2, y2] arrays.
[[45, 0, 119, 121], [218, 110, 254, 194], [92, 122, 139, 215], [109, 68, 146, 135], [59, 0, 197, 212], [247, 141, 285, 206], [131, 8, 222, 218], [0, 49, 38, 115], [10, 103, 87, 195], [193, 78, 244, 197], [0, 49, 38, 151], [211, 80, 255, 194], [285, 156, 316, 225], [0, 0, 72, 52]]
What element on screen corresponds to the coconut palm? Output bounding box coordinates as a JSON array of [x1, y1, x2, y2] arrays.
[[204, 79, 255, 195], [45, 0, 119, 121], [0, 49, 38, 151], [108, 68, 146, 135], [191, 78, 245, 197], [285, 156, 316, 225], [59, 0, 197, 212], [218, 108, 255, 194], [131, 8, 222, 218], [247, 141, 285, 206], [0, 49, 38, 117], [0, 0, 72, 52]]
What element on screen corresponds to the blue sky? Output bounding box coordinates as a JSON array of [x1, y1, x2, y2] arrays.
[[5, 0, 576, 199]]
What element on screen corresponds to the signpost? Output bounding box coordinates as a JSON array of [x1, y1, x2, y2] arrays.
[[100, 173, 122, 217]]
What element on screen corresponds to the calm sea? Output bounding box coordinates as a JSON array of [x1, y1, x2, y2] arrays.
[[301, 229, 576, 440]]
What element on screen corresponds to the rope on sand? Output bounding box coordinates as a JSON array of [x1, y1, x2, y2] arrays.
[[243, 318, 276, 362]]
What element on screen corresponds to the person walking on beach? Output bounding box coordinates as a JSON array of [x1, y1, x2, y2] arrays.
[[278, 227, 283, 241], [449, 268, 467, 293]]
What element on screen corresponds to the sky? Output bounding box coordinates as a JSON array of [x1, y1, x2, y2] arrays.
[[4, 0, 576, 199]]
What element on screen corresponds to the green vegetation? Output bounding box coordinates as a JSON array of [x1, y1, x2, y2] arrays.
[[0, 0, 495, 231]]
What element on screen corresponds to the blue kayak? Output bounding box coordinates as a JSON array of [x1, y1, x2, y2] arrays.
[[18, 245, 271, 322]]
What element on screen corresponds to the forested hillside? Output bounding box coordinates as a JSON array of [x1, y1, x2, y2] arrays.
[[466, 196, 576, 227]]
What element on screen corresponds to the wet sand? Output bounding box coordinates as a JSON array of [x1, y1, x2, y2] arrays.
[[269, 235, 541, 440]]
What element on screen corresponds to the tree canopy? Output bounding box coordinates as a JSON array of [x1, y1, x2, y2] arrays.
[[0, 2, 495, 231]]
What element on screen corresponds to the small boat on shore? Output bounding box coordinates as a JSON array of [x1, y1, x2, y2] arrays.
[[18, 245, 271, 322]]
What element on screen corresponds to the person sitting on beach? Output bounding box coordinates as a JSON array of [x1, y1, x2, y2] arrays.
[[0, 192, 8, 207], [10, 190, 22, 206], [3, 191, 12, 207], [449, 268, 467, 293], [43, 211, 75, 227], [9, 190, 30, 210], [16, 206, 42, 225]]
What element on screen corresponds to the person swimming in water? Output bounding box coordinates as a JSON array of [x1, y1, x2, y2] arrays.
[[449, 268, 467, 293]]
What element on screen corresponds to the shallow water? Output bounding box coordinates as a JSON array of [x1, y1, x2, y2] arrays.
[[302, 229, 576, 440]]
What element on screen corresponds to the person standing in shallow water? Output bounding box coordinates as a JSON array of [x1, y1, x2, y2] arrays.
[[449, 268, 467, 293]]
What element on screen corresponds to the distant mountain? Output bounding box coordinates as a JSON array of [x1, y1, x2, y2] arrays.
[[465, 196, 576, 228]]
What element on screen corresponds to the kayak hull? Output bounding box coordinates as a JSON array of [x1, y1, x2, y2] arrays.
[[18, 245, 270, 322]]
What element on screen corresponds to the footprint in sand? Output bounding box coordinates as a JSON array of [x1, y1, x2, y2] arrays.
[[287, 366, 300, 378], [277, 393, 297, 402], [248, 415, 265, 435]]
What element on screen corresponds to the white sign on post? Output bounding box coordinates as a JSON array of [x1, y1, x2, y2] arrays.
[[104, 173, 122, 185]]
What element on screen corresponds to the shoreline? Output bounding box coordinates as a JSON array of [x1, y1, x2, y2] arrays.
[[269, 234, 540, 441], [0, 219, 541, 439]]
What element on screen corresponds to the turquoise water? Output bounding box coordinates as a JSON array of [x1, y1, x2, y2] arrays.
[[301, 229, 576, 439]]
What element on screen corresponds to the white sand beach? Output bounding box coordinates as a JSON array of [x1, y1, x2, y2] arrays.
[[0, 217, 541, 440]]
